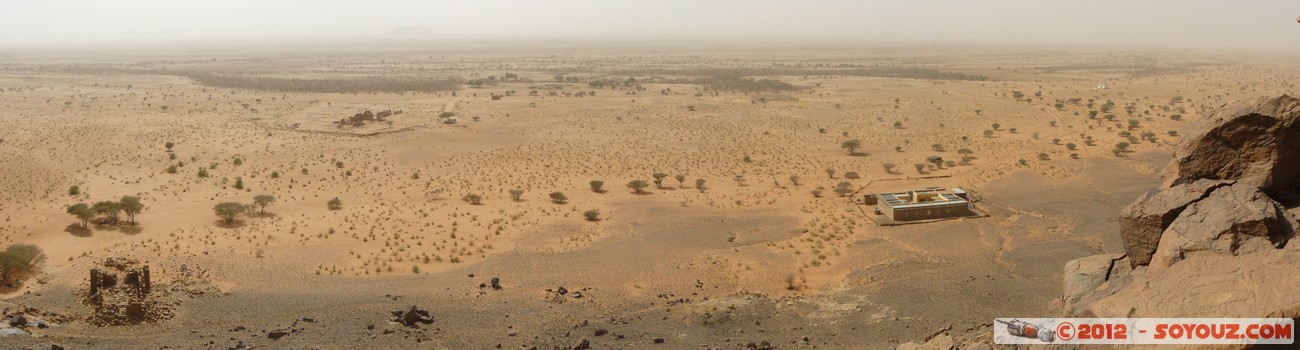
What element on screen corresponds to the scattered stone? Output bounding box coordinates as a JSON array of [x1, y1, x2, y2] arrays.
[[491, 277, 502, 290], [391, 305, 433, 327], [594, 328, 608, 336], [573, 338, 590, 350], [267, 329, 289, 340]]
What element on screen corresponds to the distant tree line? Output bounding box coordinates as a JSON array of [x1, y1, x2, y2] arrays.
[[181, 72, 461, 93], [604, 67, 989, 81], [28, 65, 462, 93]]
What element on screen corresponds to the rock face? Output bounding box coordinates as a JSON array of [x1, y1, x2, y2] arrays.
[[1164, 94, 1300, 194], [1150, 182, 1292, 269], [1065, 95, 1300, 318], [1060, 254, 1128, 314], [1118, 179, 1234, 267]]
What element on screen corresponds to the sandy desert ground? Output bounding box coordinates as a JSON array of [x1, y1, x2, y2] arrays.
[[0, 41, 1297, 349]]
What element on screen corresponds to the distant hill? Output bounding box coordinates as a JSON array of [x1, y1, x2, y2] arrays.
[[382, 26, 439, 39]]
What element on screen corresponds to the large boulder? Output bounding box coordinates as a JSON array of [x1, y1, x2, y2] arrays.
[[1118, 179, 1234, 267], [1149, 183, 1293, 269], [1164, 94, 1300, 195]]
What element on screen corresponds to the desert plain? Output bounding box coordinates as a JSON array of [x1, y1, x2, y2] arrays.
[[0, 41, 1296, 349]]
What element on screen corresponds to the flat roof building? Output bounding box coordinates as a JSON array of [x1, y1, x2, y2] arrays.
[[871, 187, 974, 222]]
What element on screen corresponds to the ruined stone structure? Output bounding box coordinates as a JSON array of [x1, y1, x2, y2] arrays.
[[86, 258, 170, 325]]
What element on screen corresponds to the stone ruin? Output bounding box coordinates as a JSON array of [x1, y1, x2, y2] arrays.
[[335, 109, 402, 128], [85, 258, 174, 326]]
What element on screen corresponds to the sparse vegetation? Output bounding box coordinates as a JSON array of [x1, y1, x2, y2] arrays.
[[627, 180, 649, 194], [253, 195, 276, 214], [0, 244, 45, 286], [214, 202, 246, 223]]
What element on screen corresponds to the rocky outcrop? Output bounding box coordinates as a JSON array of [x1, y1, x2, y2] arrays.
[[1150, 182, 1292, 269], [1119, 179, 1234, 267], [1163, 94, 1300, 194], [1064, 95, 1300, 319], [1061, 254, 1130, 315]]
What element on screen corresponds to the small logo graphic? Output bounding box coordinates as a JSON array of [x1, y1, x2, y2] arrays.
[[995, 318, 1294, 345], [997, 319, 1056, 342]]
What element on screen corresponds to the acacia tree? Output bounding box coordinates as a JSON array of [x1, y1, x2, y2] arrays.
[[833, 182, 854, 197], [92, 201, 122, 225], [66, 203, 95, 228], [119, 196, 144, 224], [214, 202, 246, 223], [509, 189, 525, 201], [327, 197, 343, 210], [694, 179, 706, 193], [549, 192, 568, 204], [253, 194, 276, 214], [0, 244, 45, 285], [589, 180, 604, 193], [652, 173, 669, 189], [674, 174, 687, 188], [841, 139, 862, 155], [627, 180, 649, 194]]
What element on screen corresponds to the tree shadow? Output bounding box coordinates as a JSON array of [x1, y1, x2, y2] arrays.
[[848, 152, 871, 157], [65, 224, 93, 237], [120, 225, 144, 235], [249, 212, 278, 219], [214, 220, 246, 229], [631, 191, 653, 195]]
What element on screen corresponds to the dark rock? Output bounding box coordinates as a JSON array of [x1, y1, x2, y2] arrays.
[[491, 277, 501, 290], [573, 338, 591, 350], [653, 337, 665, 343], [594, 328, 608, 336], [557, 287, 568, 295], [393, 305, 434, 327], [1166, 94, 1300, 195], [267, 329, 289, 340]]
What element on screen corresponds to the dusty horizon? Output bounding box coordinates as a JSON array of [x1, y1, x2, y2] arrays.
[[2, 0, 1299, 52]]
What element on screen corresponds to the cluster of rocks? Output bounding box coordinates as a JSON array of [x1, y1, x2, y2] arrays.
[[545, 286, 586, 303], [390, 305, 433, 327], [1063, 95, 1300, 318]]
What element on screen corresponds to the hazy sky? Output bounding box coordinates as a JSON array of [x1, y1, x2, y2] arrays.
[[2, 0, 1298, 51]]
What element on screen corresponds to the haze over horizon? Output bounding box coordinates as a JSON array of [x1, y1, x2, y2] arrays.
[[1, 0, 1298, 51]]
